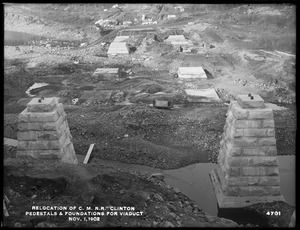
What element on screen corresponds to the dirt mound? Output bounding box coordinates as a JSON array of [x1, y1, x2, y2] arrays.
[[3, 157, 241, 228], [202, 29, 224, 43], [146, 43, 173, 54]]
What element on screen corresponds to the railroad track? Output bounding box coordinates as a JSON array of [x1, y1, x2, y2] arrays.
[[76, 16, 199, 51], [76, 24, 160, 50]]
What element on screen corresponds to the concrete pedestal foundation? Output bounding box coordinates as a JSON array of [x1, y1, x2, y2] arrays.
[[210, 94, 285, 208], [210, 168, 285, 208], [17, 97, 78, 164]]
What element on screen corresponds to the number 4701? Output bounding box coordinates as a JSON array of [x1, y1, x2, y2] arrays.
[[266, 211, 281, 216]]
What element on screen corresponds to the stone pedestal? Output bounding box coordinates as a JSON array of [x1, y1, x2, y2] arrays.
[[17, 97, 78, 164], [210, 94, 285, 208]]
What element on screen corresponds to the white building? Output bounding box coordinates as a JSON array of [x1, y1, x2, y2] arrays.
[[107, 42, 129, 56], [177, 67, 207, 79], [165, 35, 189, 46]]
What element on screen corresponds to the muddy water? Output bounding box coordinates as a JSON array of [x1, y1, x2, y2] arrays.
[[163, 155, 295, 216], [164, 163, 219, 215], [87, 154, 294, 221], [5, 30, 44, 46], [5, 30, 80, 47]]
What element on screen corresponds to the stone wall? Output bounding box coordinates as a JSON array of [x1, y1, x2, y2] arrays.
[[17, 97, 78, 164], [210, 94, 285, 208]]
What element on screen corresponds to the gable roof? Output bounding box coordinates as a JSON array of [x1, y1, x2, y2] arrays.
[[107, 42, 129, 54]]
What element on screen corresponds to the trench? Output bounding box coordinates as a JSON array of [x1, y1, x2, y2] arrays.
[[86, 155, 295, 225]]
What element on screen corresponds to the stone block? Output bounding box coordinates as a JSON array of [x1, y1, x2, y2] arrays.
[[265, 167, 279, 176], [17, 130, 63, 141], [57, 103, 64, 115], [224, 187, 239, 196], [225, 142, 242, 156], [27, 97, 57, 112], [61, 136, 71, 148], [19, 108, 59, 123], [264, 146, 278, 156], [226, 111, 235, 124], [42, 115, 65, 130], [58, 120, 68, 134], [242, 146, 277, 156], [258, 176, 280, 186], [266, 129, 275, 137], [18, 140, 61, 150], [17, 150, 40, 158], [61, 151, 78, 164], [231, 102, 249, 119], [241, 167, 261, 176], [266, 186, 281, 196], [243, 147, 266, 156], [237, 95, 265, 108], [252, 156, 278, 166], [234, 120, 262, 128], [38, 150, 62, 159], [257, 137, 276, 146], [18, 122, 43, 131], [231, 147, 243, 156], [247, 108, 273, 119], [225, 176, 260, 187], [17, 131, 34, 141], [18, 114, 64, 131], [262, 119, 275, 128], [232, 137, 257, 147], [241, 167, 279, 176], [243, 128, 267, 137], [226, 167, 240, 177], [225, 156, 241, 167], [228, 101, 234, 111], [238, 186, 280, 197], [239, 187, 264, 196], [18, 150, 62, 159], [58, 132, 69, 147], [240, 157, 254, 166], [225, 126, 235, 140], [233, 128, 244, 137]]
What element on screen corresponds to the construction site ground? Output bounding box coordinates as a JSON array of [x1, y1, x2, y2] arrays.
[[4, 3, 296, 227]]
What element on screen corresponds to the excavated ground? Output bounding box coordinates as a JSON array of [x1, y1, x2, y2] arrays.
[[4, 3, 296, 227]]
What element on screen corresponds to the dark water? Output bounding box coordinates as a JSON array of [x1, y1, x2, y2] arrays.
[[4, 30, 45, 46], [163, 155, 295, 217], [4, 30, 80, 48]]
